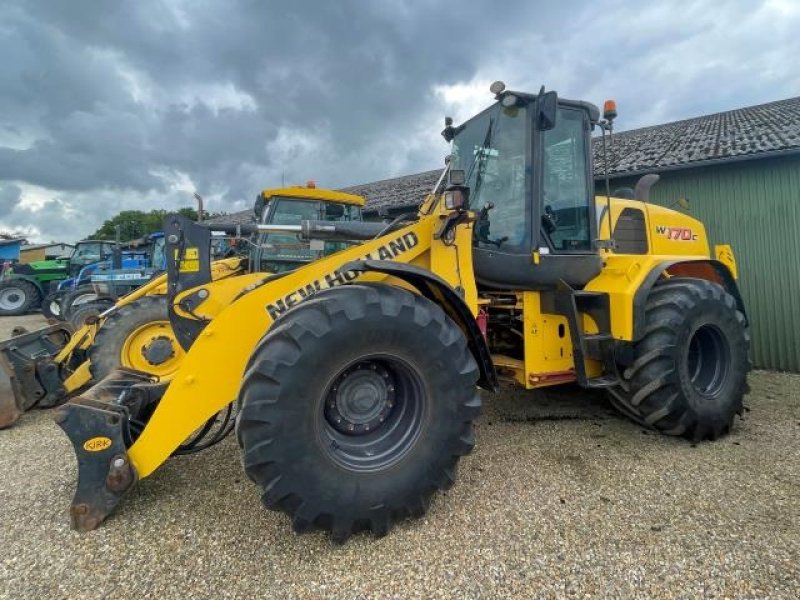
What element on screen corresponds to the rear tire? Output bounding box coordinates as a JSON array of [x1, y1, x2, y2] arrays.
[[88, 295, 184, 381], [0, 280, 40, 316], [609, 277, 750, 441], [42, 291, 65, 320], [236, 284, 481, 542], [60, 286, 99, 320], [68, 299, 114, 329]]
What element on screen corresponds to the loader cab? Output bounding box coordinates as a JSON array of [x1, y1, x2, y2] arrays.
[[448, 88, 602, 289], [252, 188, 364, 273]]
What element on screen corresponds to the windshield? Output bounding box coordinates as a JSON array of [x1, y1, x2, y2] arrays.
[[72, 242, 112, 262], [256, 196, 362, 273], [151, 237, 166, 270], [450, 103, 528, 248]]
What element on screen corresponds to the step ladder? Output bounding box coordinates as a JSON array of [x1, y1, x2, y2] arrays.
[[552, 284, 620, 389]]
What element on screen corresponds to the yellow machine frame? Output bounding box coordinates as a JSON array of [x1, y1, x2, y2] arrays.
[[52, 88, 747, 535], [120, 192, 738, 478]]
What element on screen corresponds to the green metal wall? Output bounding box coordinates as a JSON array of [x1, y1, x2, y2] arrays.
[[605, 155, 800, 372]]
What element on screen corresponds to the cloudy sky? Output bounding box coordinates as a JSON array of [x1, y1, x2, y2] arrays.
[[1, 0, 798, 242]]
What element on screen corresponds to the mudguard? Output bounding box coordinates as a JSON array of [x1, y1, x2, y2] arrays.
[[343, 259, 499, 392]]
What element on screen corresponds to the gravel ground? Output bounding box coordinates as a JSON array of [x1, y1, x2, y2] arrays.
[[0, 314, 798, 599]]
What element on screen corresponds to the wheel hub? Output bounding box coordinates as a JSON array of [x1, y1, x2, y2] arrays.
[[0, 287, 25, 311], [325, 362, 395, 435], [686, 324, 731, 398], [141, 336, 176, 366]]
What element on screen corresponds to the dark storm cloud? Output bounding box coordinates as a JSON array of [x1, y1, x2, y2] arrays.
[[1, 0, 799, 241], [3, 0, 524, 190], [0, 184, 22, 215]]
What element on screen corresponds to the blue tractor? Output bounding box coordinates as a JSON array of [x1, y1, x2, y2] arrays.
[[50, 233, 166, 325]]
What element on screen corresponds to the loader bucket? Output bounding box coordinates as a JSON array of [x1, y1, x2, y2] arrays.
[[0, 365, 18, 429], [0, 324, 74, 428]]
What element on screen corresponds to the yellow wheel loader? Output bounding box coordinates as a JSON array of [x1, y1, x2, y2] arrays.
[[0, 185, 365, 428], [55, 84, 750, 540]]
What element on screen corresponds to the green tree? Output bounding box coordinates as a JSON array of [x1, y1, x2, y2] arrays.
[[89, 207, 226, 241]]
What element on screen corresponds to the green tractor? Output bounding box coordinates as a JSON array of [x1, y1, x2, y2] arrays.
[[0, 240, 117, 317]]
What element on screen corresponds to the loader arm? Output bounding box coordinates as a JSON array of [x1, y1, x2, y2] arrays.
[[130, 212, 472, 476], [56, 202, 478, 529]]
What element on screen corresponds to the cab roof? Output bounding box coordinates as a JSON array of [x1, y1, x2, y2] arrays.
[[259, 186, 365, 207]]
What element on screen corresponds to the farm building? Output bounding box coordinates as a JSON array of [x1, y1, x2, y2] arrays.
[[19, 242, 74, 263], [0, 238, 26, 261], [217, 96, 800, 371]]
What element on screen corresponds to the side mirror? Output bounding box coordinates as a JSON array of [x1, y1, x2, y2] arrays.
[[537, 91, 558, 131], [254, 194, 266, 219], [448, 169, 466, 186]]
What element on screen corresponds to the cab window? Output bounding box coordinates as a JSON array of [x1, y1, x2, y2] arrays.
[[450, 103, 528, 249], [258, 198, 362, 273], [542, 108, 592, 251]]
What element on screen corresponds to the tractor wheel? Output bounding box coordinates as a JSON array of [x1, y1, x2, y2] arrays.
[[237, 284, 481, 543], [42, 291, 66, 320], [88, 295, 184, 381], [60, 286, 99, 320], [68, 299, 114, 329], [0, 280, 40, 316], [609, 277, 750, 441]]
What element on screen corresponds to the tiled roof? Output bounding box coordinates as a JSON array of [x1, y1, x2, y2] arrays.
[[211, 96, 800, 223], [206, 211, 254, 226], [340, 169, 441, 214], [207, 170, 443, 224], [594, 96, 800, 177]]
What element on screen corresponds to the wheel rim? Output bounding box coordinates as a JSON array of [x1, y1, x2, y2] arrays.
[[0, 286, 26, 311], [48, 299, 62, 317], [686, 324, 731, 398], [319, 356, 426, 472], [120, 321, 185, 377]]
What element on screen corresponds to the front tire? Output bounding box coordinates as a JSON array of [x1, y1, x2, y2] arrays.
[[0, 280, 40, 316], [609, 277, 750, 441], [236, 284, 481, 542], [42, 291, 66, 320], [88, 295, 184, 380]]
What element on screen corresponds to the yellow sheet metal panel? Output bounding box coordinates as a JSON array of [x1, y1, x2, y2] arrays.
[[522, 292, 573, 382]]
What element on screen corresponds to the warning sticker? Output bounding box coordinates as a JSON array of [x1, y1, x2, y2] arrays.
[[175, 247, 200, 273]]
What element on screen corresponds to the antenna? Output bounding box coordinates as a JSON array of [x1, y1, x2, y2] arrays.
[[598, 100, 618, 250]]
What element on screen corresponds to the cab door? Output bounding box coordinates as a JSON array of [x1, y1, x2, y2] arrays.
[[470, 101, 600, 290]]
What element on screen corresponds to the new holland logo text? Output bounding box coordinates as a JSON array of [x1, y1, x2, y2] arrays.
[[266, 232, 419, 320], [655, 225, 698, 241]]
